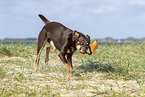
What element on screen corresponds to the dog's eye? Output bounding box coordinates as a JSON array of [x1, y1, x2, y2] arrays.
[[81, 41, 84, 45]]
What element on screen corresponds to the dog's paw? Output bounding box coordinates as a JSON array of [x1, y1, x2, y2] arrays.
[[71, 71, 81, 77], [34, 68, 38, 71]]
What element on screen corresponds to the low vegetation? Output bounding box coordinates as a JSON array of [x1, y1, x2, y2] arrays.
[[0, 43, 145, 96]]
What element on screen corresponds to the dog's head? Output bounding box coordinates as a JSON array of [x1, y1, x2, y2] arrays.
[[74, 31, 91, 54]]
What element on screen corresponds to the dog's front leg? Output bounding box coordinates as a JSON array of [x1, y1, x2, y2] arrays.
[[58, 53, 74, 74], [67, 53, 73, 69]]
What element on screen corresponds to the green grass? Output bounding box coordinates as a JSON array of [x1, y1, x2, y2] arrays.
[[0, 43, 145, 96]]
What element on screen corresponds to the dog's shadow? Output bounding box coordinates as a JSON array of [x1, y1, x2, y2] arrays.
[[76, 60, 115, 73]]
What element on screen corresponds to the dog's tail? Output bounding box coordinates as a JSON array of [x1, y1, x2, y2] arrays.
[[38, 14, 50, 24]]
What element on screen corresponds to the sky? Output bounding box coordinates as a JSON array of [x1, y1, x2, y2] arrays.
[[0, 0, 145, 39]]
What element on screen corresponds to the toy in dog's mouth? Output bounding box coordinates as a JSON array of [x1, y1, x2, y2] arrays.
[[79, 40, 98, 55], [89, 40, 98, 54]]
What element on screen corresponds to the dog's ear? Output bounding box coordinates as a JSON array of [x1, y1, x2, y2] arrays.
[[74, 30, 80, 38], [86, 35, 90, 40], [86, 35, 90, 43]]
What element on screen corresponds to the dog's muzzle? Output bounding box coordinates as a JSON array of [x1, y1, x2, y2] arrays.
[[79, 45, 92, 55], [79, 40, 98, 55]]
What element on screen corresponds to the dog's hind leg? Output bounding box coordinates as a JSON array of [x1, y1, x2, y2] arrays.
[[34, 38, 48, 71], [45, 40, 55, 64], [45, 47, 50, 65], [49, 40, 56, 52]]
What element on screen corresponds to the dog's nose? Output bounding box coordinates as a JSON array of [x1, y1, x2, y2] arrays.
[[80, 47, 86, 54]]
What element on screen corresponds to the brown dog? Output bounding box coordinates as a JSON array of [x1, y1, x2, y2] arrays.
[[34, 14, 97, 74]]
